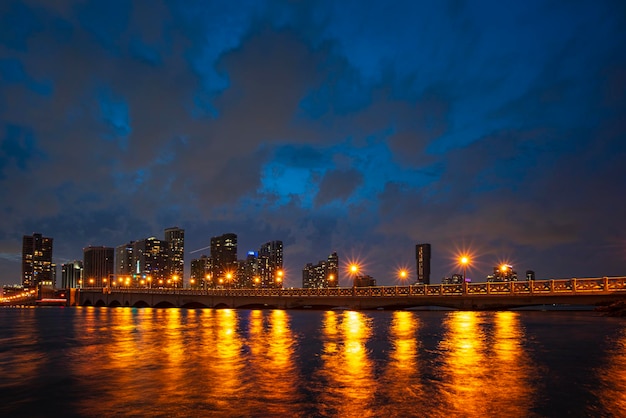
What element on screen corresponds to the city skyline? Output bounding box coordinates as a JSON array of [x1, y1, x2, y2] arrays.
[[8, 228, 613, 289], [1, 1, 625, 287]]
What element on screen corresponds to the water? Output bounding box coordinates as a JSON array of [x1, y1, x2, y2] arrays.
[[1, 307, 625, 417]]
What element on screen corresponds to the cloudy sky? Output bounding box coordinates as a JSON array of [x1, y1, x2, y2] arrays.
[[1, 0, 625, 287]]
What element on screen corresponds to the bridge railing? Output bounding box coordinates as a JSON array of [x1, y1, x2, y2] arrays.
[[78, 276, 626, 298]]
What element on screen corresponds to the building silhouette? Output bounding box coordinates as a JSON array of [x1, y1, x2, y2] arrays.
[[115, 241, 134, 279], [210, 233, 238, 287], [354, 274, 377, 287], [487, 264, 518, 282], [61, 260, 83, 288], [165, 227, 185, 285], [415, 243, 431, 284], [132, 237, 171, 286], [22, 233, 54, 292], [258, 240, 283, 288], [83, 246, 114, 287], [190, 255, 211, 289], [302, 252, 339, 288]]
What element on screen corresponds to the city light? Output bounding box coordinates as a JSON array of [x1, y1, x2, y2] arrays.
[[459, 255, 470, 281]]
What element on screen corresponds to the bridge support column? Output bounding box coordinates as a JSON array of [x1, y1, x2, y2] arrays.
[[487, 283, 491, 295], [572, 278, 577, 293], [550, 280, 555, 293], [604, 277, 609, 291]]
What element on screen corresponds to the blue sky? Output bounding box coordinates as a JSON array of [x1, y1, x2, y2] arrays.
[[1, 0, 625, 287]]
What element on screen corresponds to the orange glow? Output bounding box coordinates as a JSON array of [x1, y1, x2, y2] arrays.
[[350, 264, 359, 274], [501, 264, 508, 272], [398, 269, 408, 280], [328, 274, 334, 281]]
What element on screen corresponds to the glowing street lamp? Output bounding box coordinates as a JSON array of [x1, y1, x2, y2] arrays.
[[398, 269, 408, 281], [460, 256, 470, 281], [349, 264, 359, 288], [276, 270, 284, 287]]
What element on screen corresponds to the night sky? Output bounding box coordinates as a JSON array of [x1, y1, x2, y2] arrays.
[[1, 0, 625, 287]]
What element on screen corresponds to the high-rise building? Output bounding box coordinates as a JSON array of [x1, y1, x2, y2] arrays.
[[190, 255, 212, 289], [22, 233, 54, 291], [115, 242, 134, 279], [302, 252, 339, 288], [415, 243, 431, 285], [258, 240, 283, 288], [164, 227, 184, 285], [132, 237, 171, 286], [210, 233, 238, 287], [61, 260, 83, 288], [83, 246, 114, 287], [238, 251, 259, 288]]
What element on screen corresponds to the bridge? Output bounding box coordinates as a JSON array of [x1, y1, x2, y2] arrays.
[[71, 276, 626, 310]]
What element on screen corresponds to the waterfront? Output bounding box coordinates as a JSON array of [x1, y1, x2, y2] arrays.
[[1, 308, 625, 417]]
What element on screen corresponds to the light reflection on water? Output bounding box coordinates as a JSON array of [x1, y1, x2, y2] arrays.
[[0, 308, 625, 417]]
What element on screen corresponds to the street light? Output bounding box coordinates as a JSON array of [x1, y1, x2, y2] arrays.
[[460, 256, 470, 281], [349, 264, 359, 288], [276, 270, 284, 287], [398, 269, 408, 281]]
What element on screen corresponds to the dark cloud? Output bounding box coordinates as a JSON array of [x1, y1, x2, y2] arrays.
[[0, 0, 625, 286], [315, 168, 364, 206]]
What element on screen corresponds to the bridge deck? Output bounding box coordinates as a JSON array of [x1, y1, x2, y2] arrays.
[[70, 276, 626, 310]]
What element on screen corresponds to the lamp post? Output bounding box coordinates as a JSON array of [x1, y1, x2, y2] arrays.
[[350, 264, 359, 288], [460, 256, 470, 281]]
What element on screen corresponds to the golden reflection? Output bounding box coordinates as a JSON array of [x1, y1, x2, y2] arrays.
[[438, 311, 489, 416], [317, 310, 376, 418], [438, 311, 535, 417], [246, 309, 302, 415], [208, 309, 247, 412], [378, 311, 423, 416], [599, 327, 626, 414], [491, 312, 534, 416]]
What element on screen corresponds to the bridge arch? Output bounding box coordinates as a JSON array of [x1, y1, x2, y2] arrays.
[[82, 299, 93, 306], [214, 302, 231, 309], [181, 301, 209, 309], [95, 299, 106, 307], [109, 300, 122, 307], [154, 301, 176, 309], [133, 300, 150, 308]]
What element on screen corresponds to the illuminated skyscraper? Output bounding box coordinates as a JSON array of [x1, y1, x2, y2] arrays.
[[302, 252, 339, 288], [83, 246, 114, 287], [115, 242, 134, 278], [210, 233, 238, 286], [258, 240, 283, 288], [415, 243, 431, 285], [164, 227, 184, 284], [61, 260, 83, 288], [132, 237, 170, 285], [190, 255, 211, 289], [22, 233, 54, 290]]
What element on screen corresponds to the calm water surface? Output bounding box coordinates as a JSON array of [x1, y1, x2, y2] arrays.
[[1, 307, 625, 417]]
